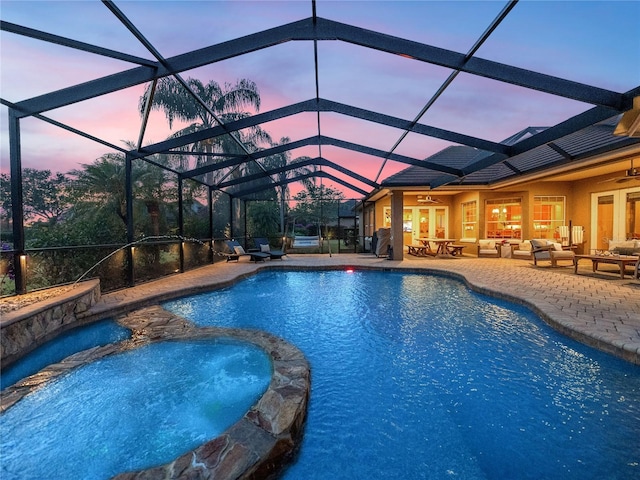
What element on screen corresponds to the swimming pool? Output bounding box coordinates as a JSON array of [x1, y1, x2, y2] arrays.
[[0, 319, 130, 390], [164, 270, 640, 480]]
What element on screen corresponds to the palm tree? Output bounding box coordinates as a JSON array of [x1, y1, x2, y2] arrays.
[[71, 153, 135, 226], [140, 77, 271, 183], [71, 142, 177, 237]]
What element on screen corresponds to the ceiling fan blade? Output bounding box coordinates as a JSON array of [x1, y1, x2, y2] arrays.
[[598, 177, 622, 183]]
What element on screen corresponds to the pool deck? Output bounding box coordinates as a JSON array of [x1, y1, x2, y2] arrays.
[[84, 253, 640, 365]]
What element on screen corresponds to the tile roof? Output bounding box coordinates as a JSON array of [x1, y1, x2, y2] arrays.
[[381, 116, 639, 188]]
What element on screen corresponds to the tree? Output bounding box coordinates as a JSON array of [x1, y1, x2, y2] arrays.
[[290, 184, 345, 236], [0, 169, 75, 225], [140, 77, 271, 184], [70, 144, 179, 238], [70, 154, 132, 226]]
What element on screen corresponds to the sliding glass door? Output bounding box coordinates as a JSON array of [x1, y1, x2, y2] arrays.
[[591, 186, 640, 250]]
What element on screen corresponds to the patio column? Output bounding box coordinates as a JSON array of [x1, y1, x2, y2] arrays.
[[390, 191, 404, 261]]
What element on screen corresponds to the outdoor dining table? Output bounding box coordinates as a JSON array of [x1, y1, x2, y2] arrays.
[[418, 238, 458, 256]]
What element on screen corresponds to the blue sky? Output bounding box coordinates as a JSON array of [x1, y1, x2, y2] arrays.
[[1, 0, 639, 195]]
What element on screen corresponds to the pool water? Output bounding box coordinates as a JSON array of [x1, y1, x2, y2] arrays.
[[0, 319, 131, 390], [0, 340, 271, 480], [163, 270, 640, 480]]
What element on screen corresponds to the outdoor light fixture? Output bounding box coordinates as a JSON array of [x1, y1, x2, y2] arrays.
[[19, 254, 27, 274], [18, 254, 27, 293]]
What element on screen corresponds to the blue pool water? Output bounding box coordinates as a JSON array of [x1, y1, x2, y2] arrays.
[[163, 270, 640, 480], [0, 319, 130, 390], [0, 340, 271, 480]]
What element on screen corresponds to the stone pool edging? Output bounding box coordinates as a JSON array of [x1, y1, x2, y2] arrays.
[[1, 305, 310, 480], [0, 279, 101, 367]]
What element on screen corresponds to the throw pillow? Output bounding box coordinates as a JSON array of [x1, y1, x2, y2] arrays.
[[552, 242, 563, 251], [260, 244, 270, 253], [234, 245, 245, 255]]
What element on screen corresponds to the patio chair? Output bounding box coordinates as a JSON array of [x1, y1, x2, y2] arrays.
[[530, 239, 575, 267], [224, 240, 269, 263], [253, 237, 286, 260], [477, 239, 499, 258]]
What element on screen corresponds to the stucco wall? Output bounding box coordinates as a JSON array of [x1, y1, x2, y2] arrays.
[[368, 173, 636, 256]]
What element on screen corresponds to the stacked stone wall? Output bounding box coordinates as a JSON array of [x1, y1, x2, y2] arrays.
[[0, 280, 101, 367]]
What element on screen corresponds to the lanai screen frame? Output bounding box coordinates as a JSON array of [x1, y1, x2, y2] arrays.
[[2, 0, 639, 292]]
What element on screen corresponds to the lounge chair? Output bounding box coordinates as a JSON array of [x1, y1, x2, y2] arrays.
[[224, 240, 269, 263], [253, 237, 286, 260]]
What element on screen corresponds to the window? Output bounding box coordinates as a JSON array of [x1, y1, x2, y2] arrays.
[[383, 206, 391, 227], [533, 196, 565, 240], [485, 198, 522, 239], [626, 191, 640, 240], [461, 201, 477, 240]]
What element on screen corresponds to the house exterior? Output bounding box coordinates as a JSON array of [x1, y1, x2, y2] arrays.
[[360, 116, 640, 260]]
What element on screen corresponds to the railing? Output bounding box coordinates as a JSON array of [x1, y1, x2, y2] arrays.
[[1, 239, 220, 296], [0, 234, 368, 297]]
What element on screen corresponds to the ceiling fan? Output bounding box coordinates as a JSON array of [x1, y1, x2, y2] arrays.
[[598, 158, 640, 183], [417, 195, 442, 204]]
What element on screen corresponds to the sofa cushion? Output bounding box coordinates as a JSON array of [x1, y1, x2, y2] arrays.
[[479, 240, 495, 249], [608, 240, 638, 251], [551, 250, 574, 258], [518, 240, 532, 252]]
